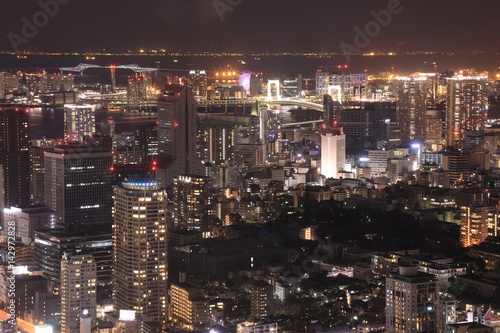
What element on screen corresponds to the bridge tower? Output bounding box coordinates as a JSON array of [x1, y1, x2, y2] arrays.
[[267, 80, 281, 100], [327, 85, 342, 103], [110, 65, 117, 93]]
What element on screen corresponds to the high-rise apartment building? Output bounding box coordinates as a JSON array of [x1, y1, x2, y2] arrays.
[[460, 204, 496, 247], [396, 77, 430, 144], [198, 126, 235, 164], [113, 180, 168, 323], [170, 283, 210, 330], [64, 104, 96, 141], [157, 85, 204, 186], [173, 175, 214, 236], [44, 145, 113, 229], [250, 281, 274, 320], [60, 253, 97, 333], [446, 76, 487, 149], [386, 266, 438, 333], [127, 75, 150, 101]]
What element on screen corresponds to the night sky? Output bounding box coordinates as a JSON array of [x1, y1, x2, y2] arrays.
[[1, 0, 499, 52]]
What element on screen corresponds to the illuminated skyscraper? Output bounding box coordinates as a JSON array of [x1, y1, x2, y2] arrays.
[[157, 85, 204, 186], [64, 104, 96, 141], [113, 180, 168, 323], [0, 108, 29, 209], [396, 77, 430, 144], [173, 175, 214, 236], [44, 146, 113, 229], [60, 253, 96, 333], [198, 126, 235, 164], [320, 128, 346, 179], [386, 266, 438, 333], [446, 76, 487, 149], [127, 75, 150, 100], [187, 70, 207, 99]]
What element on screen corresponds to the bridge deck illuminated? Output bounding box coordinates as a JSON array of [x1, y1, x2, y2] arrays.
[[197, 99, 324, 111], [60, 63, 158, 73]]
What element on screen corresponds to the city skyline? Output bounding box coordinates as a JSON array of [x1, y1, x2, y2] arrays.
[[2, 1, 500, 333]]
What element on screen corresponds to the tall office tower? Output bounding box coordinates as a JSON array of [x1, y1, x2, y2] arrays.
[[250, 281, 274, 320], [443, 152, 472, 185], [460, 204, 495, 247], [0, 108, 29, 209], [127, 75, 149, 101], [339, 102, 391, 156], [446, 76, 487, 149], [137, 124, 158, 162], [320, 128, 346, 179], [173, 175, 214, 236], [157, 85, 204, 186], [64, 104, 96, 141], [187, 70, 208, 99], [114, 180, 168, 323], [386, 266, 438, 333], [198, 126, 235, 164], [315, 69, 366, 97], [30, 139, 60, 205], [170, 283, 210, 330], [34, 228, 113, 284], [396, 77, 430, 144], [60, 253, 97, 333], [44, 146, 113, 229]]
